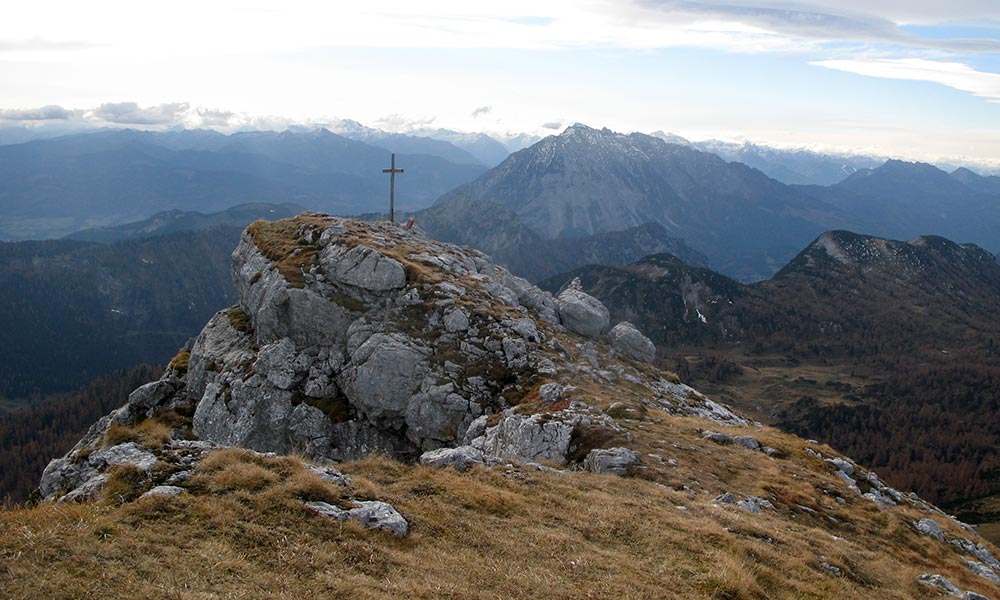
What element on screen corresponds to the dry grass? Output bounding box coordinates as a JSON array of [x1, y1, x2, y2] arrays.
[[247, 216, 330, 287], [104, 419, 172, 450], [168, 350, 190, 374], [3, 434, 998, 599]]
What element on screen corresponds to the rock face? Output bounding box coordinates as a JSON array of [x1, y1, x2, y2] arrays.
[[39, 214, 734, 503], [556, 278, 610, 339]]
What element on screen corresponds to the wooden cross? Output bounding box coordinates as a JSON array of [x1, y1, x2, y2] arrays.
[[382, 153, 404, 223]]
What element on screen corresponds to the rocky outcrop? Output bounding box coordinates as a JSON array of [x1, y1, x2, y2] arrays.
[[40, 214, 746, 504]]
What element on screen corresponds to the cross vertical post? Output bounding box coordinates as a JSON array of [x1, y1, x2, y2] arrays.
[[382, 153, 404, 223]]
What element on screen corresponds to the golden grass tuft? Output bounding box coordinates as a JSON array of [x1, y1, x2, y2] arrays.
[[104, 419, 172, 449], [168, 350, 190, 374]]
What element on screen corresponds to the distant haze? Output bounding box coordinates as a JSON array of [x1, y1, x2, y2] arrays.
[[2, 2, 1000, 167]]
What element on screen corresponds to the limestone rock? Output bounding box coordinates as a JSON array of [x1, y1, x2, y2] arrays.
[[305, 500, 408, 537], [404, 385, 478, 447], [607, 321, 656, 362], [917, 574, 963, 597], [556, 279, 610, 339], [420, 446, 485, 472], [140, 485, 185, 499], [443, 308, 470, 332], [702, 431, 760, 451], [538, 383, 567, 404], [916, 518, 945, 542], [826, 457, 855, 476], [583, 447, 641, 475], [254, 338, 305, 390], [966, 560, 1000, 584], [321, 244, 406, 292], [306, 464, 352, 486], [481, 414, 574, 465], [339, 332, 429, 426], [193, 377, 295, 454]]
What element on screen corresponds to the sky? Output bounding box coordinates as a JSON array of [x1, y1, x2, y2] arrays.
[[2, 1, 1000, 165]]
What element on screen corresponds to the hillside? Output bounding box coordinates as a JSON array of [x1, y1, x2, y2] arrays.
[[65, 202, 307, 243], [0, 227, 239, 398], [540, 231, 1000, 538], [412, 194, 709, 281], [4, 215, 998, 599]]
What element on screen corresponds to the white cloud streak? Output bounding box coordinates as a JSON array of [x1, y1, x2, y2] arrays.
[[813, 58, 1000, 103]]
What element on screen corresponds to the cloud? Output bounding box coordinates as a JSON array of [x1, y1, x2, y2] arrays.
[[0, 105, 75, 121], [541, 121, 563, 129], [376, 113, 437, 132], [813, 58, 1000, 102], [635, 1, 1000, 53], [472, 106, 492, 118], [0, 37, 99, 53], [91, 102, 190, 125]]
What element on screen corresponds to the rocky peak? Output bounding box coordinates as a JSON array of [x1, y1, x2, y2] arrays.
[[40, 213, 708, 502], [782, 230, 1000, 283]]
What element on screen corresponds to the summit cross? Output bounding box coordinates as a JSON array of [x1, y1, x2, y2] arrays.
[[382, 153, 404, 223]]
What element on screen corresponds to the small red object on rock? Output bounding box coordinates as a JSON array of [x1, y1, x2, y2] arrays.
[[405, 217, 415, 230]]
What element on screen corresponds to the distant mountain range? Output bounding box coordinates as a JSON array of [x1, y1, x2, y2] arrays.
[[651, 131, 885, 186], [6, 121, 1000, 283], [65, 202, 306, 243], [0, 128, 486, 240], [429, 124, 1000, 281], [540, 230, 1000, 508], [796, 160, 1000, 254]]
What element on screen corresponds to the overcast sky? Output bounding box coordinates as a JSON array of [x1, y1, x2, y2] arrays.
[[3, 1, 1000, 164]]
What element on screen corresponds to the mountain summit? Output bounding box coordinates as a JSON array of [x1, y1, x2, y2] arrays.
[[439, 124, 847, 280], [9, 215, 998, 598]]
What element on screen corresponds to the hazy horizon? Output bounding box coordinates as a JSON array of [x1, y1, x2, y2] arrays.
[[3, 1, 1000, 167]]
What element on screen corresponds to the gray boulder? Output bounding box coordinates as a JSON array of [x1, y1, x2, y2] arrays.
[[90, 442, 158, 471], [306, 464, 352, 486], [254, 338, 304, 390], [498, 271, 560, 324], [140, 485, 185, 499], [555, 279, 609, 339], [583, 447, 641, 475], [419, 446, 485, 472], [538, 383, 567, 404], [607, 321, 656, 363], [305, 500, 409, 537]]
